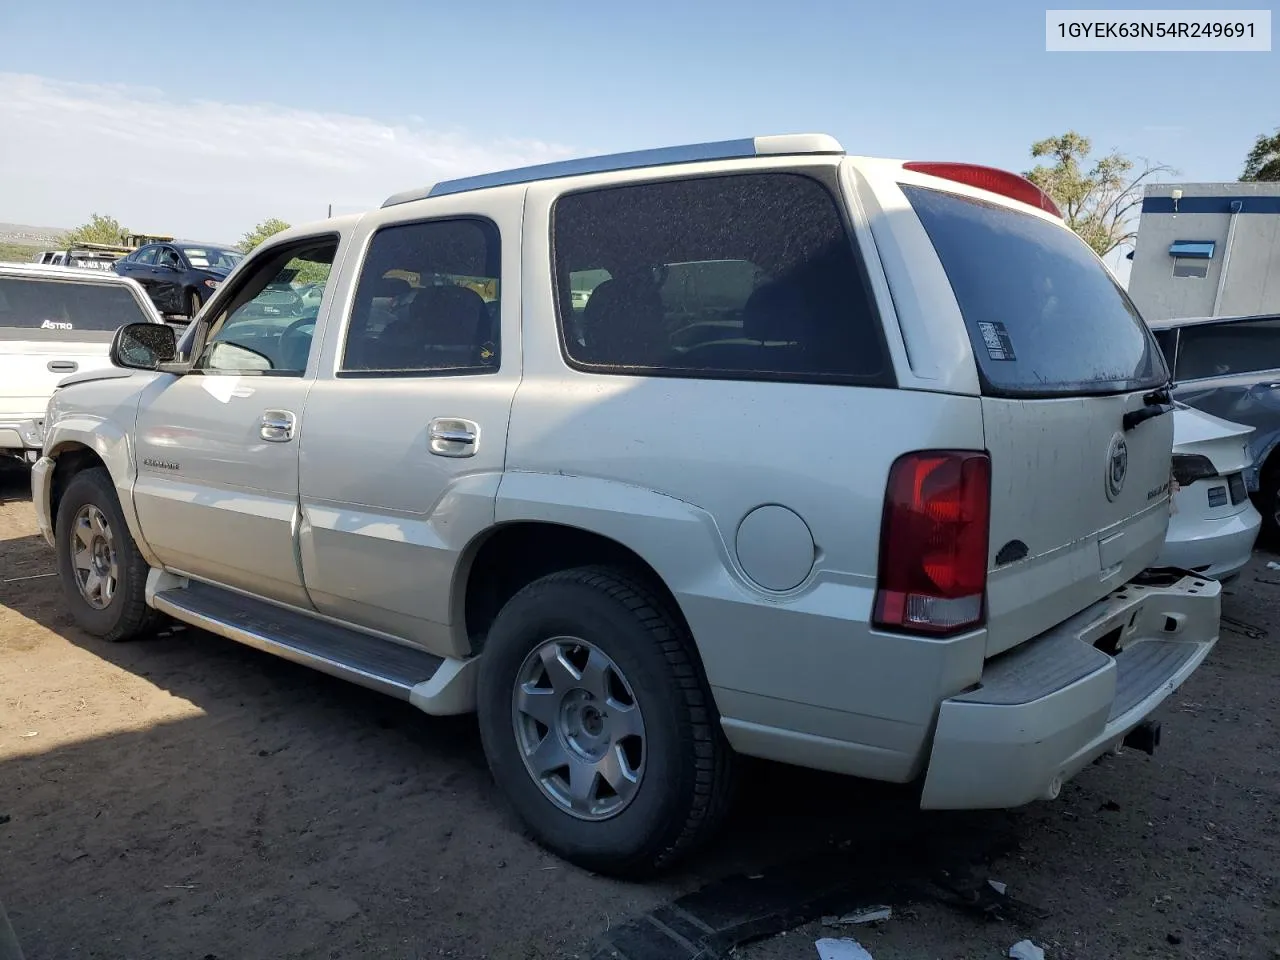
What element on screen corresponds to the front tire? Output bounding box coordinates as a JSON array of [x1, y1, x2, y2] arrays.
[[476, 566, 734, 878], [185, 288, 202, 318], [55, 467, 158, 642]]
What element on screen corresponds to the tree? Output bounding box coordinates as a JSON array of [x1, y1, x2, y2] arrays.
[[63, 213, 128, 247], [239, 218, 291, 253], [1024, 132, 1173, 257], [1241, 129, 1280, 182]]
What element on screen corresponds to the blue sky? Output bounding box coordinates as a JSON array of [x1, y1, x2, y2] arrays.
[[0, 0, 1274, 259]]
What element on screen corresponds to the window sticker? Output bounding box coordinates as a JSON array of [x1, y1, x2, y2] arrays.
[[977, 320, 1017, 361]]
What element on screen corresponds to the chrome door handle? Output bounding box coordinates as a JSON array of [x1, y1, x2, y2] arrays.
[[260, 409, 296, 442], [428, 418, 478, 457], [47, 360, 78, 373]]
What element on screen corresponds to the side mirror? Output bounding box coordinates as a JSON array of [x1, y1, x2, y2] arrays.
[[111, 322, 177, 370]]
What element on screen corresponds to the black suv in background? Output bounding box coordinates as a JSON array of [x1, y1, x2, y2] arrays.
[[113, 241, 245, 318]]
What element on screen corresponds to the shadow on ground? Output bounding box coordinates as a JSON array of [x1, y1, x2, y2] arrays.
[[0, 502, 1025, 959]]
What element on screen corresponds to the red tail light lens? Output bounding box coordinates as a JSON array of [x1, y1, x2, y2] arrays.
[[873, 451, 992, 636], [902, 161, 1063, 219]]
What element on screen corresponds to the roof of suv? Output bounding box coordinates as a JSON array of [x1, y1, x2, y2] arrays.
[[381, 134, 846, 207], [0, 262, 138, 284]]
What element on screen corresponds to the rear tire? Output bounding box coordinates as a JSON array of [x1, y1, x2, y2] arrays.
[[55, 467, 158, 642], [185, 288, 202, 318], [476, 566, 734, 878]]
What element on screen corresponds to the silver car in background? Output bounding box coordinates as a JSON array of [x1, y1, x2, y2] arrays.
[[1150, 312, 1280, 536]]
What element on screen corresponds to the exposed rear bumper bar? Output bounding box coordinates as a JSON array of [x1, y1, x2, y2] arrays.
[[920, 570, 1219, 809], [0, 417, 44, 452]]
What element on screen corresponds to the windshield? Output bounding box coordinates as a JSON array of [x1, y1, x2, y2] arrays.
[[182, 247, 243, 271], [904, 184, 1167, 398], [0, 276, 152, 338]]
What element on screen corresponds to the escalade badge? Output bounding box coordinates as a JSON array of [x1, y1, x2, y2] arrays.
[[1105, 433, 1128, 502]]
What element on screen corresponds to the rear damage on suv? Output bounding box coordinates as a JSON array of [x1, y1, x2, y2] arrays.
[[855, 160, 1220, 809]]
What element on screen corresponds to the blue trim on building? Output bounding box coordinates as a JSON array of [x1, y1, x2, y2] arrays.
[[1143, 196, 1280, 214], [1169, 241, 1215, 258]]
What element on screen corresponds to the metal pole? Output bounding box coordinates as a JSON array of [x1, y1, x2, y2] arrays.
[[1211, 200, 1244, 316]]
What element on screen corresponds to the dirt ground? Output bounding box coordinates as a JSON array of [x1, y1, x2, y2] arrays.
[[1, 462, 1277, 960]]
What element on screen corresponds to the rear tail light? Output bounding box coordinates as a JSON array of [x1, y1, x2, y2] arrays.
[[873, 451, 991, 636], [1171, 453, 1218, 486], [902, 161, 1063, 219]]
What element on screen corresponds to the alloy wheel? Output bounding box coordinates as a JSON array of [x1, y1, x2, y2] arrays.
[[70, 504, 118, 610], [512, 637, 646, 821]]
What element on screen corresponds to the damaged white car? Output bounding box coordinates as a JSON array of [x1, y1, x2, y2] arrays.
[[1157, 404, 1261, 581]]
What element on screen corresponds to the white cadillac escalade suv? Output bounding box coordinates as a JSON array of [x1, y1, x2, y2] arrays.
[[33, 135, 1220, 877]]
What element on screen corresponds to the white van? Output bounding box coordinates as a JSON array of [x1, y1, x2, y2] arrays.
[[1, 264, 164, 463]]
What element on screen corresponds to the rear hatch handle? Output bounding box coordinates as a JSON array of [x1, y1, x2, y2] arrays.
[[1122, 385, 1174, 432]]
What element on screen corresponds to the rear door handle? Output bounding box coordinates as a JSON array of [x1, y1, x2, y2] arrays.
[[47, 360, 78, 373], [260, 410, 296, 442], [428, 418, 478, 457]]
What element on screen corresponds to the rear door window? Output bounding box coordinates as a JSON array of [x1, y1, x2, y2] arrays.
[[1173, 318, 1280, 381], [340, 218, 501, 376], [0, 276, 152, 340], [552, 172, 891, 385], [903, 184, 1167, 397]]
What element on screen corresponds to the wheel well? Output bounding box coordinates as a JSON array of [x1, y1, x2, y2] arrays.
[[49, 445, 107, 534], [461, 522, 691, 651], [1261, 444, 1280, 484]]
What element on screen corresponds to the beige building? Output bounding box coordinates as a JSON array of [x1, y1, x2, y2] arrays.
[[1128, 181, 1280, 321]]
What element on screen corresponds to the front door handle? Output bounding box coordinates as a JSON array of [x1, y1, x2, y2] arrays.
[[260, 410, 296, 442], [47, 360, 78, 373], [428, 418, 478, 457]]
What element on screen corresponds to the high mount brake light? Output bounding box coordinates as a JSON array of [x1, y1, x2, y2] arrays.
[[903, 161, 1063, 219], [873, 451, 992, 636]]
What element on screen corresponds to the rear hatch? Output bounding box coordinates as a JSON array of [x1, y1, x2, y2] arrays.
[[0, 274, 153, 417], [903, 183, 1174, 656]]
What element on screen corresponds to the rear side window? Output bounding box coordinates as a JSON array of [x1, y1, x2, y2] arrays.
[[904, 185, 1167, 398], [341, 218, 501, 376], [0, 277, 151, 339], [1174, 318, 1280, 381], [552, 173, 890, 385]]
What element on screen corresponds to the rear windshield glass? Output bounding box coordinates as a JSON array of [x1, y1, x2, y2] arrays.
[[903, 184, 1167, 397], [0, 276, 150, 338]]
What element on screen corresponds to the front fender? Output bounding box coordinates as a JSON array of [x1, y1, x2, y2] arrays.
[[43, 414, 157, 566]]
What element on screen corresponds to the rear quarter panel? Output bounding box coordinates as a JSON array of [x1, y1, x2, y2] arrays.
[[507, 173, 990, 774]]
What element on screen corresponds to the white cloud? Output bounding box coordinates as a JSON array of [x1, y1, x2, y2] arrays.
[[0, 73, 576, 243]]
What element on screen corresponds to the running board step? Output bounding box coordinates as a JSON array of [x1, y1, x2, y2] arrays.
[[152, 580, 449, 702]]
